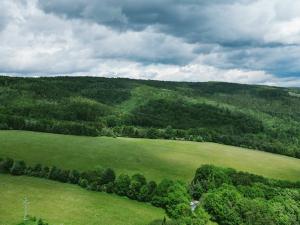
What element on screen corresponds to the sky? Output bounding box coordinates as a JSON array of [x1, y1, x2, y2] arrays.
[[1, 0, 300, 86]]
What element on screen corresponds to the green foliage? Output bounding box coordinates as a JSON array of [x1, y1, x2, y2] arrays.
[[115, 174, 131, 196], [190, 165, 231, 199], [10, 160, 26, 175], [2, 174, 163, 225], [1, 130, 300, 183], [151, 179, 175, 208], [138, 181, 157, 202], [1, 76, 300, 158], [202, 184, 300, 225], [68, 169, 80, 184], [191, 165, 300, 225], [2, 155, 300, 225], [190, 165, 300, 200], [129, 99, 263, 133], [128, 174, 147, 200], [203, 185, 244, 225], [0, 157, 14, 173], [79, 178, 88, 188], [165, 181, 191, 219], [0, 156, 209, 224], [100, 168, 116, 185], [149, 207, 211, 225]]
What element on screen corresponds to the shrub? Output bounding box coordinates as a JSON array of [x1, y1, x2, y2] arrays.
[[114, 174, 131, 196], [10, 160, 27, 176], [0, 157, 14, 173], [69, 169, 80, 184], [100, 168, 116, 185], [79, 178, 88, 188]]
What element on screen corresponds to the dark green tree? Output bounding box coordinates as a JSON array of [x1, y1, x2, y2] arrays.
[[114, 174, 131, 196], [10, 160, 27, 175], [0, 157, 14, 173], [69, 169, 80, 184], [100, 168, 116, 185], [152, 179, 174, 208]]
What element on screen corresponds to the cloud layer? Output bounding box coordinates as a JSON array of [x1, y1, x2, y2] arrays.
[[0, 0, 300, 86]]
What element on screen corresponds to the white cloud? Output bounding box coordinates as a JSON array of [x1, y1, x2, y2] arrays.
[[0, 0, 300, 87], [0, 0, 196, 73], [86, 60, 281, 86]]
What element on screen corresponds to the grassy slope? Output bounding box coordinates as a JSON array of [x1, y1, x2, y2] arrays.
[[0, 174, 164, 225], [1, 130, 300, 182]]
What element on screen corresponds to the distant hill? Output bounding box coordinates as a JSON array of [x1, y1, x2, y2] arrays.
[[1, 76, 300, 158]]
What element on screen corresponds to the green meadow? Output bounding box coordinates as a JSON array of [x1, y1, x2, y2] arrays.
[[1, 130, 300, 182], [0, 174, 164, 225]]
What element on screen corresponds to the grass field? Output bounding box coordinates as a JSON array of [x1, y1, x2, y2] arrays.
[[0, 174, 164, 225], [1, 130, 300, 182]]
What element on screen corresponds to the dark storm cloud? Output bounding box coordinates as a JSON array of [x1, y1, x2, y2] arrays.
[[201, 44, 300, 77], [38, 0, 255, 45]]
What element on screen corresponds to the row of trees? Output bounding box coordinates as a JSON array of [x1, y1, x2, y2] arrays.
[[2, 113, 299, 159], [4, 112, 298, 159], [0, 115, 99, 136], [2, 157, 299, 225], [0, 158, 209, 225], [104, 126, 300, 158], [3, 112, 298, 158]]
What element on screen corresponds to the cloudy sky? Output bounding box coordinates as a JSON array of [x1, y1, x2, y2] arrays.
[[1, 0, 300, 86]]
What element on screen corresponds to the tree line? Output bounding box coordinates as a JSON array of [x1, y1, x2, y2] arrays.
[[1, 113, 299, 159], [0, 157, 209, 225], [1, 76, 300, 159], [1, 157, 300, 225]]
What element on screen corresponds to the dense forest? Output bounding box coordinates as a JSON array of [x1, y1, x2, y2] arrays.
[[1, 76, 300, 158]]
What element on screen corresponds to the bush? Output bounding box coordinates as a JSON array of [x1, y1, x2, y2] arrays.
[[79, 178, 88, 188], [100, 168, 116, 185], [151, 179, 174, 208], [69, 169, 80, 184], [165, 181, 191, 219], [31, 163, 43, 177], [138, 181, 157, 202], [0, 157, 14, 173], [202, 185, 243, 225], [114, 174, 131, 196], [10, 160, 27, 175]]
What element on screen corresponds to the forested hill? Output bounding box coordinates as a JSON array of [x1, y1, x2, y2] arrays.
[[1, 76, 300, 158]]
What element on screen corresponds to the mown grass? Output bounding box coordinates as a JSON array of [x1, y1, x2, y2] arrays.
[[1, 130, 300, 182], [0, 174, 164, 225]]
